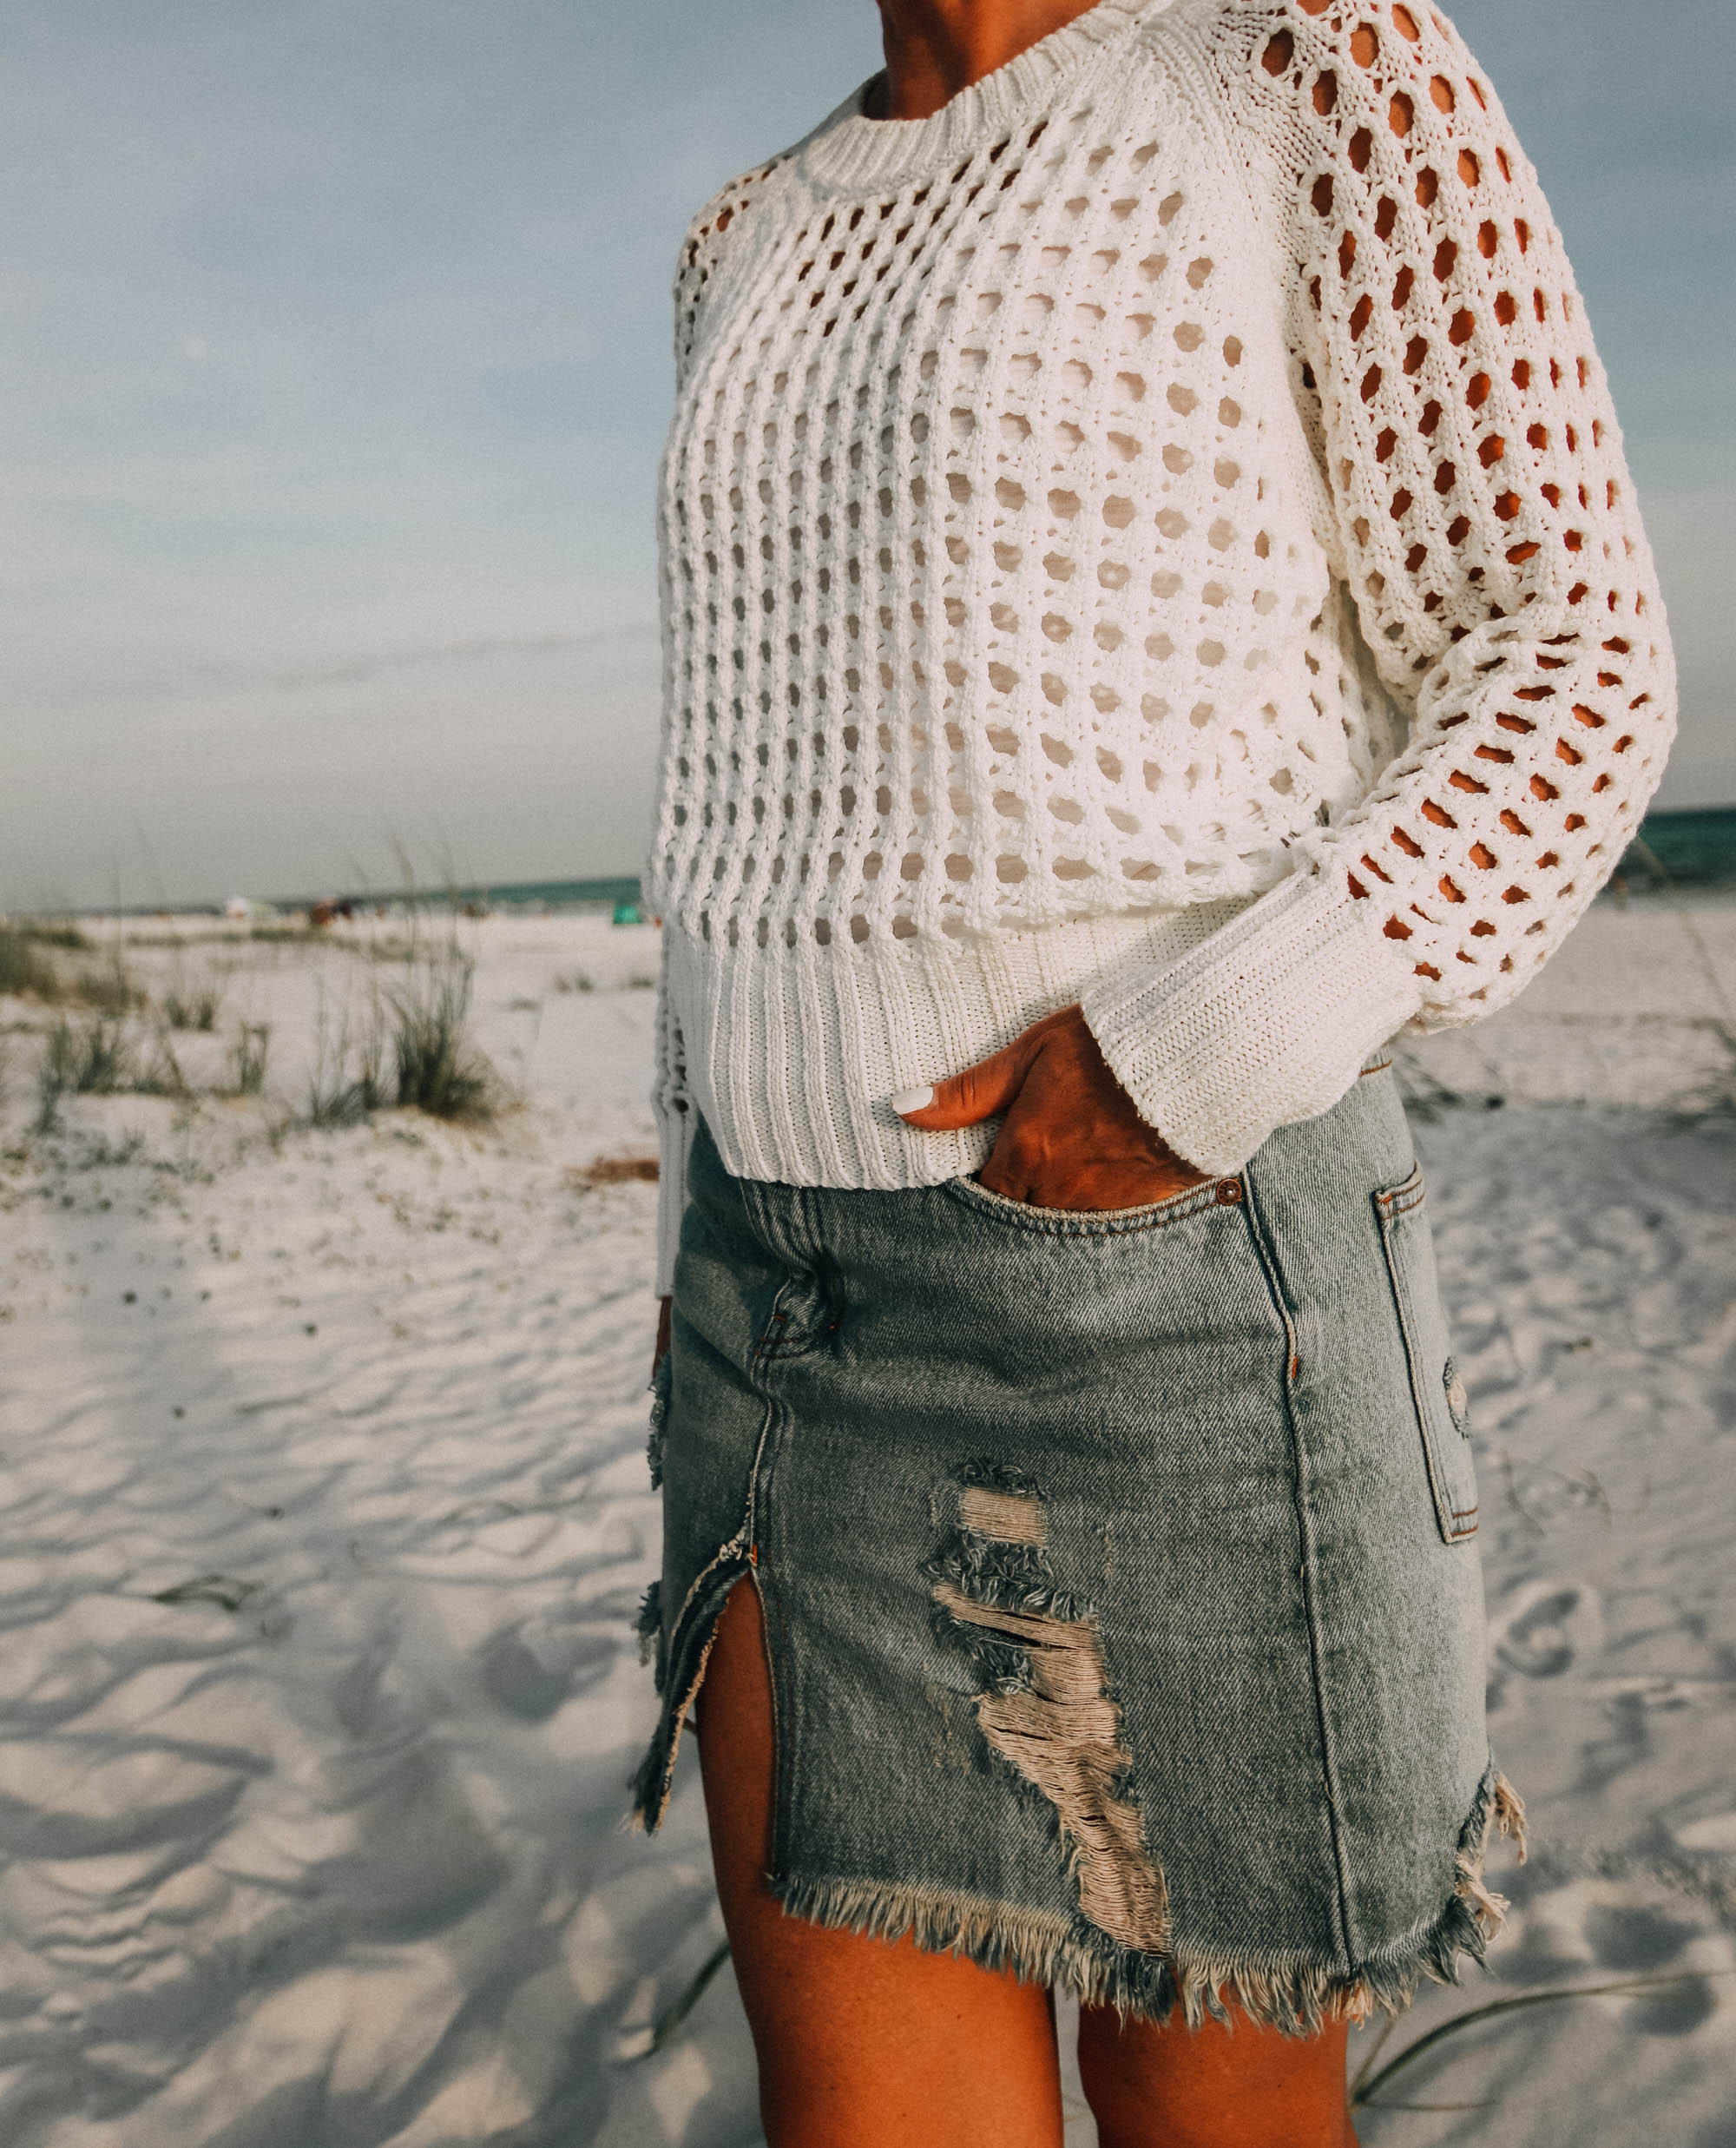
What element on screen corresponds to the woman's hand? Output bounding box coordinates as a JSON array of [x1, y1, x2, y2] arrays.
[[653, 1295, 672, 1378], [893, 1004, 1211, 1211]]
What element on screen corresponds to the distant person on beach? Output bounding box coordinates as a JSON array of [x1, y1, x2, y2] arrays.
[[631, 1, 1675, 2140]]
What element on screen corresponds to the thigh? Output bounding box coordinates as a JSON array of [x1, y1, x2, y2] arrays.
[[1077, 1998, 1357, 2148], [694, 1578, 1066, 2148]]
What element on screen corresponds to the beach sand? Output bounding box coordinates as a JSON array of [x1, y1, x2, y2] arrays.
[[0, 893, 1732, 2146]]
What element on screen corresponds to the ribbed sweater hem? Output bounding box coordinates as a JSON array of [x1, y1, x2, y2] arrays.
[[648, 884, 1418, 1295], [660, 901, 1236, 1195]]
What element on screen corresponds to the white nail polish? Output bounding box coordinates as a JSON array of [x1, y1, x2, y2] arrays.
[[890, 1084, 934, 1117]]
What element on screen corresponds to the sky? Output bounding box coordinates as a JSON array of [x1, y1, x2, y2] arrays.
[[2, 0, 1731, 910]]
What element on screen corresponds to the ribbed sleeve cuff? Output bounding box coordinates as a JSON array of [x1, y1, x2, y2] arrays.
[[653, 1101, 692, 1300], [1081, 869, 1423, 1176]]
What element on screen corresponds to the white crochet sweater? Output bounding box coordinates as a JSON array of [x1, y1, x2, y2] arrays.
[[646, 0, 1674, 1291]]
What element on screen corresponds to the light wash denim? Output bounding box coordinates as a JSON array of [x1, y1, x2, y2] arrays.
[[632, 1058, 1523, 2030]]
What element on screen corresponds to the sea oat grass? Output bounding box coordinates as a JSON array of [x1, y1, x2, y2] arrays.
[[304, 978, 389, 1127], [231, 1025, 271, 1096], [306, 1032, 388, 1127], [66, 1017, 130, 1094], [134, 1028, 192, 1098], [0, 926, 63, 1002], [36, 1015, 133, 1130], [72, 959, 138, 1016], [387, 955, 495, 1121], [164, 987, 222, 1032], [299, 935, 497, 1128]]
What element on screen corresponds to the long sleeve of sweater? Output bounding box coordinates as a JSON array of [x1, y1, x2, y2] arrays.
[[1082, 0, 1675, 1173]]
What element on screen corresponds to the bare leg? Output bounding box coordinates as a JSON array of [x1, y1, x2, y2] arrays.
[[694, 1578, 1067, 2148], [1078, 1997, 1360, 2148]]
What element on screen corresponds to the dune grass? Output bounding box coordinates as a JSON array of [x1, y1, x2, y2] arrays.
[[36, 1016, 130, 1131], [0, 924, 154, 1022], [164, 985, 222, 1032], [231, 1024, 271, 1097], [386, 955, 495, 1120], [0, 925, 63, 1002], [306, 987, 390, 1127], [74, 960, 136, 1015], [16, 921, 89, 952], [304, 937, 496, 1128], [20, 918, 499, 1139]]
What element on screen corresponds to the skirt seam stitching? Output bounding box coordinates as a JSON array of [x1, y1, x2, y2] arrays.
[[1240, 1162, 1358, 1975]]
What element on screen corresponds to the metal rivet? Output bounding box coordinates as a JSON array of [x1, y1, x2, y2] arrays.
[[1215, 1177, 1244, 1205]]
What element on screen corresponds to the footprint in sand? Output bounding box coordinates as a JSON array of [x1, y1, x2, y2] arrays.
[[479, 1626, 571, 1722], [477, 1621, 617, 1722], [1491, 1581, 1587, 1678]]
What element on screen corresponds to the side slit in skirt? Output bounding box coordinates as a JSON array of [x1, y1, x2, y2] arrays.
[[630, 1058, 1523, 2032]]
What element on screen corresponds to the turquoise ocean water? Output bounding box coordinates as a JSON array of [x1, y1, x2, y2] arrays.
[[1617, 807, 1736, 886]]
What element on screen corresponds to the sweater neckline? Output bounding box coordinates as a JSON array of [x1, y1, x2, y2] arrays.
[[794, 0, 1169, 197]]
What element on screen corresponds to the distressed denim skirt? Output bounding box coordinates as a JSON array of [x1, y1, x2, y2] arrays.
[[630, 1058, 1523, 2031]]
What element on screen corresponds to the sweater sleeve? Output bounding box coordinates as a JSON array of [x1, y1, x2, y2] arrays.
[[1082, 0, 1675, 1175]]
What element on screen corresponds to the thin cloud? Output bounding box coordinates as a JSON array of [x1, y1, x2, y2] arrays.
[[53, 623, 660, 710], [247, 623, 657, 697]]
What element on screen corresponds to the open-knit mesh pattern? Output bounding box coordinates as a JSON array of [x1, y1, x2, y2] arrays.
[[1229, 0, 1672, 1010], [656, 113, 1388, 946], [645, 0, 1673, 1278]]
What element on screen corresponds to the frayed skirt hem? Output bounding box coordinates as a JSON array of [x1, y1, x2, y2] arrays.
[[764, 1763, 1527, 2038]]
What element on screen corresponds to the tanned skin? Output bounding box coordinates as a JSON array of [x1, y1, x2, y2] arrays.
[[649, 10, 1364, 2141]]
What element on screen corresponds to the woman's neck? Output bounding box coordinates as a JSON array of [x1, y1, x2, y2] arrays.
[[868, 0, 1108, 119]]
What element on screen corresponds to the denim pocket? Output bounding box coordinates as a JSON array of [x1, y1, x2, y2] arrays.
[[944, 1170, 1236, 1238], [1373, 1166, 1479, 1544]]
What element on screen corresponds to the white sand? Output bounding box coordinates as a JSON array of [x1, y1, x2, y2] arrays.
[[0, 894, 1732, 2146]]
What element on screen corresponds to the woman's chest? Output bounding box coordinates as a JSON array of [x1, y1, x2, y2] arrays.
[[661, 122, 1327, 695]]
